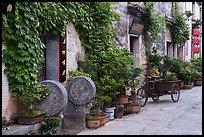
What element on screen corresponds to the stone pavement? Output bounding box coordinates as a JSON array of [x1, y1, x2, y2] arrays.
[[77, 86, 202, 135]]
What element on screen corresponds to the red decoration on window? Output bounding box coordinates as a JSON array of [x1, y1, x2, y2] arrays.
[[193, 29, 200, 36], [192, 38, 200, 45], [192, 46, 200, 53]]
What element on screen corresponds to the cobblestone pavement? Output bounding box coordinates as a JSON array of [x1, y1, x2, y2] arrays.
[[77, 86, 202, 135]]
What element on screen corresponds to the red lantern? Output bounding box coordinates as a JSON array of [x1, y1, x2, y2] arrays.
[[193, 38, 200, 45], [193, 29, 200, 36], [192, 46, 200, 53]]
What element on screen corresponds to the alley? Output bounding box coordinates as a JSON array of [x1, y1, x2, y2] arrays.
[[77, 86, 202, 135]]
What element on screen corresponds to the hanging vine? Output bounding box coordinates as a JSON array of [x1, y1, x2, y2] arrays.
[[170, 2, 190, 44], [2, 2, 93, 103], [3, 2, 133, 107], [143, 2, 165, 75]]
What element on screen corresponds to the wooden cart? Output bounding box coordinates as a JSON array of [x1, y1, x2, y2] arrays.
[[137, 79, 181, 107]]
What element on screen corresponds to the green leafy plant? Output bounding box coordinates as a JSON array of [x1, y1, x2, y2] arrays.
[[18, 83, 48, 116], [164, 72, 178, 81], [68, 70, 92, 81], [126, 66, 143, 95], [143, 2, 165, 75], [39, 116, 61, 135], [2, 2, 119, 117], [170, 2, 190, 44], [149, 47, 172, 78], [2, 2, 132, 115], [86, 114, 102, 120], [190, 57, 202, 79]]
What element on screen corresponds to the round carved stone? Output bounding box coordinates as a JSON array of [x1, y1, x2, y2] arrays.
[[66, 76, 96, 105], [38, 80, 68, 116]]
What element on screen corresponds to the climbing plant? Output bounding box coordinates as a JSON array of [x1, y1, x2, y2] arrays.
[[143, 2, 165, 44], [2, 2, 133, 108], [77, 3, 135, 105], [143, 2, 165, 75], [170, 2, 190, 44], [2, 2, 94, 105]]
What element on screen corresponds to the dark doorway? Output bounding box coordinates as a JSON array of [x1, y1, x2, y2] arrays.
[[130, 35, 139, 66]]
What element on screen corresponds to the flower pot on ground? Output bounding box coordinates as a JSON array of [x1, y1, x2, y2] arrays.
[[105, 107, 116, 120], [190, 57, 202, 84], [194, 79, 202, 86], [98, 112, 107, 126], [117, 95, 129, 104], [104, 113, 110, 123], [17, 84, 48, 125], [130, 95, 142, 106], [184, 83, 194, 89], [17, 108, 45, 125], [131, 104, 141, 114], [86, 115, 102, 129], [193, 72, 202, 86]]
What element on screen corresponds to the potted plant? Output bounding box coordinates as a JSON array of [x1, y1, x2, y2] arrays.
[[168, 57, 187, 89], [190, 57, 202, 86], [194, 72, 202, 86], [85, 107, 104, 129], [178, 63, 196, 89], [86, 114, 102, 129], [90, 97, 110, 125], [17, 83, 48, 125]]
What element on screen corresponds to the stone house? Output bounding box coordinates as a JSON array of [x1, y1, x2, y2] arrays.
[[2, 2, 201, 122]]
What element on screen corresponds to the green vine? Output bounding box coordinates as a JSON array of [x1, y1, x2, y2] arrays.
[[143, 2, 165, 75], [2, 2, 92, 106], [170, 2, 189, 44], [77, 3, 136, 105], [143, 2, 165, 44], [2, 2, 134, 109]]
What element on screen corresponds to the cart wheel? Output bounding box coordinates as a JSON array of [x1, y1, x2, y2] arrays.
[[152, 96, 159, 101], [171, 87, 180, 102], [136, 87, 148, 107]]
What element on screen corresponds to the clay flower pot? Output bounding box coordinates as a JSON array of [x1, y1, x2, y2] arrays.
[[131, 104, 141, 114], [86, 115, 102, 129], [17, 113, 45, 125]]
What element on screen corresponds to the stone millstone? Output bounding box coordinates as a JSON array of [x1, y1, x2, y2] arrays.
[[65, 76, 96, 105], [38, 80, 68, 116]]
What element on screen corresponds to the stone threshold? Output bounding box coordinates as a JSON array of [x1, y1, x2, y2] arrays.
[[2, 123, 41, 135]]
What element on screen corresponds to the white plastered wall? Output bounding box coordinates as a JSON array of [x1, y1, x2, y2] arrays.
[[65, 22, 85, 80]]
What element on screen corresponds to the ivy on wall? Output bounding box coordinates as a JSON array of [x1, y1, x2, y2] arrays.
[[170, 2, 190, 44], [3, 2, 135, 106], [143, 2, 165, 44], [2, 2, 93, 103], [143, 2, 165, 74]]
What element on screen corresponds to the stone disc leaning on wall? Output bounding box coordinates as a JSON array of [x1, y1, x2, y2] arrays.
[[65, 76, 96, 105], [38, 80, 68, 116]]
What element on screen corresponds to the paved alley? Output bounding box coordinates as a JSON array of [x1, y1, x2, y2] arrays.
[[77, 86, 202, 135]]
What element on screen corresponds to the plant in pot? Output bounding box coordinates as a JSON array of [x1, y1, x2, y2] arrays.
[[17, 83, 48, 125], [168, 57, 189, 89], [125, 66, 143, 114], [179, 65, 197, 89], [194, 71, 202, 86], [85, 106, 104, 129], [90, 97, 110, 125], [190, 57, 202, 86]]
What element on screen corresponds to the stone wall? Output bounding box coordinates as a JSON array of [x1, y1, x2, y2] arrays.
[[112, 2, 147, 67], [2, 44, 20, 121], [66, 22, 85, 79], [154, 2, 173, 55], [112, 2, 129, 49]]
